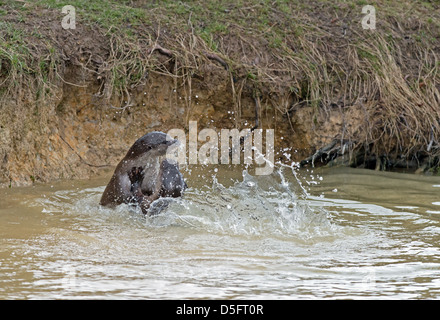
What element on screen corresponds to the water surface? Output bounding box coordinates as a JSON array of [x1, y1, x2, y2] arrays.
[[1, 165, 440, 299]]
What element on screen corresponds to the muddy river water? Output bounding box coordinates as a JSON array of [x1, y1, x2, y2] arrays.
[[1, 165, 440, 299]]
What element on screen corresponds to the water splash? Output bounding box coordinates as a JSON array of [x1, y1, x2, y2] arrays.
[[32, 164, 347, 242], [143, 165, 344, 241]]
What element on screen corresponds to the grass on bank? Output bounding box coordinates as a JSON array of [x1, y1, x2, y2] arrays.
[[1, 0, 440, 169]]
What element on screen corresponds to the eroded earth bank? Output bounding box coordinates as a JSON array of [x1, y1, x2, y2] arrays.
[[1, 0, 440, 187]]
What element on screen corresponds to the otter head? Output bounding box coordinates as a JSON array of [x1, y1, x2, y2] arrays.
[[125, 131, 178, 163]]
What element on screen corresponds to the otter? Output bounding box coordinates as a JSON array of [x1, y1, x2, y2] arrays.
[[100, 131, 186, 215]]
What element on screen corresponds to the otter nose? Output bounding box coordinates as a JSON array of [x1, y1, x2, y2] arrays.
[[165, 138, 179, 146]]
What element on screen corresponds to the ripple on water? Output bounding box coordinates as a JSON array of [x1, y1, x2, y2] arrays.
[[9, 166, 440, 299]]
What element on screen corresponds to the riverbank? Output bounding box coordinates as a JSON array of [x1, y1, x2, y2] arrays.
[[1, 0, 440, 186]]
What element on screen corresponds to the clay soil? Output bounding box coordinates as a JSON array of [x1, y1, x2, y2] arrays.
[[1, 0, 440, 186]]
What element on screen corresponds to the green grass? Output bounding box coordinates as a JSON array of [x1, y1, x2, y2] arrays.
[[1, 0, 440, 169], [0, 22, 31, 81]]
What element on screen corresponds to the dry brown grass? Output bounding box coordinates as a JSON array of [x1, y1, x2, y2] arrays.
[[1, 0, 440, 174]]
